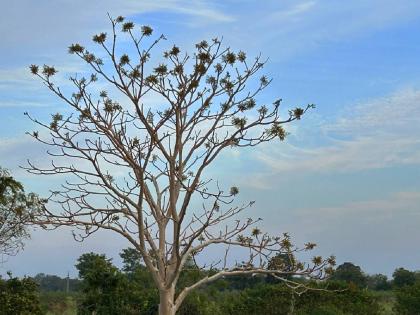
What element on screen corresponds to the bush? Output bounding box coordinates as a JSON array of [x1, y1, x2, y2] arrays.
[[76, 252, 159, 315], [221, 284, 293, 315], [220, 282, 381, 315], [394, 282, 420, 315], [177, 290, 224, 315], [0, 274, 43, 315]]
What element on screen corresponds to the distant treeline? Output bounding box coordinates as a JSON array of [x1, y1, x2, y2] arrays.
[[33, 273, 80, 292], [1, 249, 420, 314], [30, 255, 419, 293]]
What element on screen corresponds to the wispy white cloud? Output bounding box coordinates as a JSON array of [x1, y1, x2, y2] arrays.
[[296, 190, 420, 221], [0, 100, 51, 108], [324, 87, 420, 136], [270, 1, 316, 19], [254, 87, 420, 175], [125, 1, 235, 23], [0, 0, 233, 47], [0, 68, 36, 90], [220, 0, 420, 60]]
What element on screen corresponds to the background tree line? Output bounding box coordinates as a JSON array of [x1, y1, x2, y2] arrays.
[[2, 248, 420, 314]]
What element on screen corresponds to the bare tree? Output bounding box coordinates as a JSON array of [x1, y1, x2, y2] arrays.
[[0, 168, 37, 258], [25, 16, 335, 315]]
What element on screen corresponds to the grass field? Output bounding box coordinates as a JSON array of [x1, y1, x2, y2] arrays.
[[41, 293, 77, 315], [40, 290, 399, 315]]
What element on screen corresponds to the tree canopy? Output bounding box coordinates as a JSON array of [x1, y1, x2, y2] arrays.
[[0, 168, 38, 256], [393, 267, 416, 288], [329, 262, 367, 288]]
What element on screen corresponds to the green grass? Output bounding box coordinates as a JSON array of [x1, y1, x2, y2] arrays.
[[371, 291, 396, 315], [40, 292, 77, 315]]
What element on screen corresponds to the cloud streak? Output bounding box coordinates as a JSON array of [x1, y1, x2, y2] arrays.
[[271, 1, 316, 19], [220, 0, 420, 61], [255, 87, 420, 175], [113, 0, 235, 23]]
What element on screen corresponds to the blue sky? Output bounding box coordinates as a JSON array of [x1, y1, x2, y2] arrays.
[[1, 0, 420, 277]]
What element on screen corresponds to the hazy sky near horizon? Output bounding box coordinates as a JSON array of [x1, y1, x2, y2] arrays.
[[1, 0, 420, 278]]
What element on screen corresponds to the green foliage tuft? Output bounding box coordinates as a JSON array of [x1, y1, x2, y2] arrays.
[[119, 54, 130, 65], [230, 186, 239, 196], [154, 64, 168, 75], [68, 43, 84, 54], [42, 65, 57, 77], [115, 16, 125, 23], [141, 25, 153, 36], [92, 32, 107, 44], [29, 64, 39, 75], [223, 52, 236, 65], [122, 22, 135, 32]]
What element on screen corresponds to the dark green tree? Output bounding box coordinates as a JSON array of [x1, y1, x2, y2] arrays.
[[75, 253, 132, 314], [120, 247, 143, 274], [393, 267, 416, 288], [366, 274, 391, 291], [76, 252, 158, 314], [329, 262, 367, 288]]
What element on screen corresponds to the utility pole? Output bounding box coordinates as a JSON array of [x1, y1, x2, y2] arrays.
[[66, 271, 70, 294]]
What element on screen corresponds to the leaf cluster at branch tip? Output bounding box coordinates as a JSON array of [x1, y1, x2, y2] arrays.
[[68, 43, 84, 54], [141, 25, 153, 36], [92, 32, 107, 44]]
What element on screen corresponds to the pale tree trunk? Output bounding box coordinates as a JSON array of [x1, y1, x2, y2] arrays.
[[288, 291, 295, 315], [159, 286, 176, 315]]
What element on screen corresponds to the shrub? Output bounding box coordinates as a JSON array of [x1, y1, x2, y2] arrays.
[[394, 282, 420, 315], [0, 274, 43, 315]]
